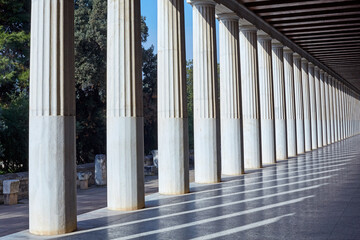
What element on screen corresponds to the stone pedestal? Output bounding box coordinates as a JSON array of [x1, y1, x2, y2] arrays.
[[218, 13, 243, 175], [3, 180, 20, 205], [284, 48, 297, 157], [77, 172, 92, 190], [301, 58, 311, 152], [240, 23, 261, 169], [158, 0, 189, 194], [190, 0, 221, 183], [272, 40, 287, 160], [107, 0, 144, 210], [95, 154, 107, 186], [293, 53, 305, 154], [29, 0, 77, 235]]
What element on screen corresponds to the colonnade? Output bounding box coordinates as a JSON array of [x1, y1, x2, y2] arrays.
[[28, 0, 360, 235]]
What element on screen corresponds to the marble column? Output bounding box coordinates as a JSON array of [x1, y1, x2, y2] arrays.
[[29, 0, 76, 235], [301, 58, 311, 152], [283, 47, 297, 157], [272, 40, 287, 160], [190, 0, 221, 183], [240, 22, 262, 168], [218, 13, 243, 175], [332, 77, 339, 142], [158, 0, 189, 194], [314, 66, 323, 148], [324, 73, 331, 145], [334, 80, 341, 141], [308, 63, 317, 149], [339, 83, 345, 140], [293, 53, 305, 154], [329, 76, 335, 143], [257, 32, 275, 164], [320, 70, 328, 146], [107, 0, 145, 210]]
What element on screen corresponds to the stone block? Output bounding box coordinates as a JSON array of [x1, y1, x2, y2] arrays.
[[95, 154, 107, 186], [3, 180, 20, 205], [77, 172, 92, 190]]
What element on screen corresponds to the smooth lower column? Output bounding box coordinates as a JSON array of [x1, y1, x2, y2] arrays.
[[301, 58, 311, 152], [190, 0, 221, 183], [320, 70, 328, 146], [240, 23, 262, 168], [329, 76, 335, 143], [284, 47, 297, 157], [324, 73, 331, 145], [29, 0, 76, 235], [107, 0, 145, 210], [158, 0, 189, 194], [272, 40, 287, 160], [293, 53, 305, 154], [257, 32, 275, 164], [218, 13, 243, 175], [314, 66, 323, 148], [308, 63, 317, 149]]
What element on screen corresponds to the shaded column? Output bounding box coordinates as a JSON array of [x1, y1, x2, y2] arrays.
[[158, 0, 189, 194], [293, 53, 305, 154], [257, 32, 275, 164], [320, 70, 328, 146], [218, 13, 243, 175], [107, 0, 144, 210], [190, 0, 221, 183], [332, 77, 339, 142], [240, 22, 262, 168], [339, 83, 345, 140], [314, 66, 323, 148], [29, 0, 76, 235], [324, 73, 331, 145], [308, 63, 317, 149], [334, 79, 341, 141], [272, 40, 287, 160], [301, 58, 311, 152], [283, 47, 297, 157], [329, 76, 335, 143]]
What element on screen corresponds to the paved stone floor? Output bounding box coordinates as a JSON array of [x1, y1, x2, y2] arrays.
[[2, 136, 360, 239]]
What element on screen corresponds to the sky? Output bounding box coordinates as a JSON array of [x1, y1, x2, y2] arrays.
[[140, 0, 220, 61]]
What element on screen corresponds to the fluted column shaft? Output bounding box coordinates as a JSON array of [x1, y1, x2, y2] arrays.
[[308, 63, 317, 149], [29, 0, 76, 235], [334, 80, 341, 141], [339, 83, 345, 140], [240, 25, 261, 168], [314, 67, 323, 148], [320, 70, 327, 145], [324, 73, 331, 144], [329, 77, 335, 143], [332, 78, 339, 142], [158, 0, 189, 194], [293, 54, 305, 154], [272, 41, 287, 160], [107, 0, 145, 210], [257, 34, 275, 164], [284, 48, 297, 157], [218, 14, 243, 175], [301, 58, 311, 151], [191, 0, 220, 183]]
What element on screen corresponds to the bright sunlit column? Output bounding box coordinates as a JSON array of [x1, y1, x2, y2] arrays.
[[190, 0, 221, 183], [218, 13, 243, 175], [240, 22, 262, 168], [329, 76, 335, 143], [314, 66, 323, 148], [320, 70, 328, 146], [293, 53, 305, 154], [107, 0, 145, 210], [272, 40, 287, 160], [308, 62, 317, 149], [284, 47, 297, 157], [324, 73, 331, 145], [257, 32, 275, 164], [158, 0, 189, 194], [29, 0, 77, 235], [301, 58, 311, 152]]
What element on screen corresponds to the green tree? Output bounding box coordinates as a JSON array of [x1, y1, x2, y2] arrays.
[[186, 60, 194, 149]]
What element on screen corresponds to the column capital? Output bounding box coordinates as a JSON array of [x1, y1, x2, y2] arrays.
[[293, 52, 301, 59], [239, 18, 257, 31], [301, 57, 308, 64], [320, 69, 324, 74], [324, 72, 329, 77], [216, 12, 239, 21], [187, 0, 216, 6], [314, 66, 319, 71], [271, 39, 283, 48], [284, 46, 293, 53], [308, 62, 314, 68], [257, 30, 271, 40]]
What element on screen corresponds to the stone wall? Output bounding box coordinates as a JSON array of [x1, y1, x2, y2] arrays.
[[0, 163, 95, 204]]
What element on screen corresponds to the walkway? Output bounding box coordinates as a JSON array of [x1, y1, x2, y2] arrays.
[[2, 136, 360, 240]]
